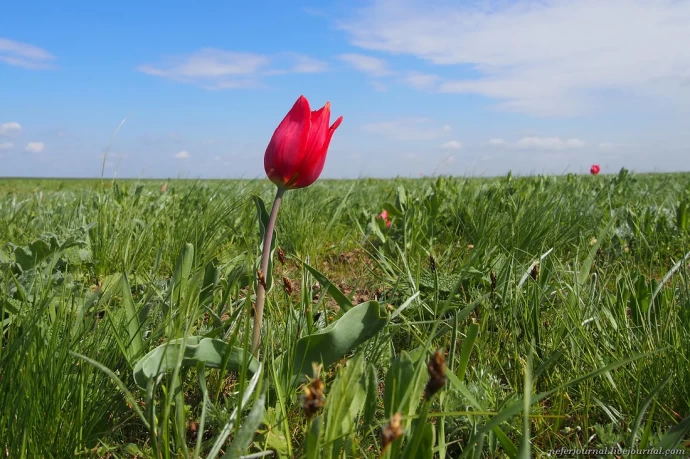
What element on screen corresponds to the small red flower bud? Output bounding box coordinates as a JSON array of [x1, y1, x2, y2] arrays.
[[264, 95, 343, 190]]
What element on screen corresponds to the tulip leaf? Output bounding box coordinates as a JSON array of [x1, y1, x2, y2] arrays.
[[285, 300, 389, 383], [222, 391, 266, 458], [577, 218, 615, 285], [384, 348, 427, 433], [395, 186, 408, 212], [370, 215, 387, 243], [403, 421, 434, 459], [171, 242, 194, 303], [132, 336, 259, 389], [302, 261, 354, 312], [362, 362, 379, 427], [323, 353, 368, 459], [121, 272, 144, 363], [305, 415, 323, 459], [253, 195, 277, 293], [645, 411, 690, 459], [199, 258, 220, 307]]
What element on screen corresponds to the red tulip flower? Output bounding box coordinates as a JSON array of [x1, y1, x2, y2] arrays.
[[377, 209, 392, 228], [252, 95, 343, 356], [264, 95, 343, 190], [590, 164, 600, 175]]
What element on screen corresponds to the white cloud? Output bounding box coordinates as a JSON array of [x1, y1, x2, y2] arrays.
[[337, 53, 392, 77], [0, 38, 56, 70], [0, 141, 13, 150], [138, 49, 268, 88], [340, 0, 690, 115], [175, 150, 190, 160], [289, 54, 329, 73], [0, 122, 22, 137], [598, 142, 624, 151], [515, 137, 585, 150], [443, 125, 451, 132], [263, 53, 330, 75], [24, 142, 44, 153], [440, 140, 462, 149], [488, 136, 585, 150], [138, 49, 327, 89], [361, 118, 450, 141], [403, 71, 440, 89]]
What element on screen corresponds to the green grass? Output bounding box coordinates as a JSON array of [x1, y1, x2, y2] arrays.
[[1, 170, 690, 458]]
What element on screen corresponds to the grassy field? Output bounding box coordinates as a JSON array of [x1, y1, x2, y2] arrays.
[[1, 170, 690, 458]]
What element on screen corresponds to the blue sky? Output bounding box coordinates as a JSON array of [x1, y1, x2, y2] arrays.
[[2, 0, 690, 179]]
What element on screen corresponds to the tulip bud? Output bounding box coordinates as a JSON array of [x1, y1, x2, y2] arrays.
[[264, 95, 343, 190]]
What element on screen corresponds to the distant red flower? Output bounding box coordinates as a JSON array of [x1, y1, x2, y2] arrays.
[[377, 209, 392, 228], [264, 95, 343, 190], [590, 164, 600, 175]]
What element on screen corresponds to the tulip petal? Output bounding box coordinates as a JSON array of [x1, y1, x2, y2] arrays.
[[303, 102, 331, 160], [289, 115, 343, 189], [264, 96, 311, 186], [322, 116, 344, 153], [287, 103, 331, 188]]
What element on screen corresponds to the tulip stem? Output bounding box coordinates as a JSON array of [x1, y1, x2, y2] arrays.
[[252, 186, 285, 357]]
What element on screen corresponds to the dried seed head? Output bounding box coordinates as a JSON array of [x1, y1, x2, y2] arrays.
[[381, 412, 404, 455], [490, 270, 497, 291], [424, 350, 447, 400], [429, 254, 437, 273], [277, 247, 287, 264], [257, 270, 267, 289], [282, 276, 294, 295], [530, 263, 539, 281], [301, 364, 325, 419]]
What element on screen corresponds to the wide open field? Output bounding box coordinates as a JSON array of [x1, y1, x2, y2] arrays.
[[1, 171, 690, 458]]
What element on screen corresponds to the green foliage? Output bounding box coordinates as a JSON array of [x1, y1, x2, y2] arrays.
[[285, 300, 389, 384], [132, 336, 260, 389], [2, 173, 690, 458]]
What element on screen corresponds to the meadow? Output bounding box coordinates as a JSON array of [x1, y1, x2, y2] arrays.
[[1, 171, 690, 458]]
